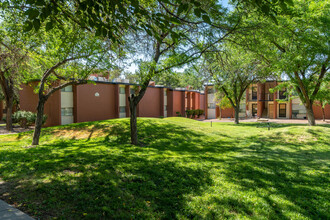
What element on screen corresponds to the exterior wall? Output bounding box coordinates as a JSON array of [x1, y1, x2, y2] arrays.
[[313, 102, 330, 119], [75, 83, 117, 123], [200, 94, 205, 112], [160, 88, 165, 117], [167, 90, 174, 117], [138, 87, 161, 117], [19, 83, 61, 127], [15, 81, 330, 128], [220, 108, 234, 118], [125, 85, 130, 117], [172, 90, 185, 116], [206, 86, 216, 119]]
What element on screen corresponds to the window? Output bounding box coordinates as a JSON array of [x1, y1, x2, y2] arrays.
[[61, 107, 73, 116], [279, 89, 287, 100], [207, 88, 214, 94], [61, 85, 73, 92], [279, 104, 286, 117], [119, 87, 125, 94], [164, 105, 167, 111], [239, 104, 245, 113], [252, 86, 257, 100], [208, 103, 216, 109], [119, 106, 126, 113], [164, 91, 167, 96]]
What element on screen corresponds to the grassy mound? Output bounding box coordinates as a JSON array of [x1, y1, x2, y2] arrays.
[[0, 118, 329, 219]]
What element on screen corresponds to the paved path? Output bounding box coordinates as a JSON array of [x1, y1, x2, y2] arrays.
[[199, 118, 330, 124], [0, 200, 34, 220]]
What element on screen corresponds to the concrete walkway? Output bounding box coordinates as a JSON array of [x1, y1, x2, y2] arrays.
[[200, 118, 330, 124], [0, 200, 34, 220]]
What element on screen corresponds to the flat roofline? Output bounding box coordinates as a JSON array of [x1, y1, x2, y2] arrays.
[[25, 79, 204, 94]]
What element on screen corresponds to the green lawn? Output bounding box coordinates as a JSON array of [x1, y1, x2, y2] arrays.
[[0, 118, 329, 219]]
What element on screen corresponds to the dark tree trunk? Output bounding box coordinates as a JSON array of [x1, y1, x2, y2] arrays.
[[129, 99, 138, 145], [32, 98, 46, 145], [305, 102, 316, 126], [322, 107, 325, 121], [234, 105, 240, 124], [5, 95, 14, 131]]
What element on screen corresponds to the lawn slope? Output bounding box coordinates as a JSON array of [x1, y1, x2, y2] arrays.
[[0, 118, 329, 219]]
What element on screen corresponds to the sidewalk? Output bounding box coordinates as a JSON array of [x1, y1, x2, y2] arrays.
[[200, 118, 330, 124], [0, 200, 34, 220]]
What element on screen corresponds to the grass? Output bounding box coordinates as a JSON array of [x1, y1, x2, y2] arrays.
[[0, 117, 329, 219]]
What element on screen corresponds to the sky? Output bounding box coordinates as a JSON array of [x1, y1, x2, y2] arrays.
[[126, 0, 233, 74]]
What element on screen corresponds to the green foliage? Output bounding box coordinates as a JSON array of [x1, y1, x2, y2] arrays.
[[185, 109, 204, 118], [238, 0, 329, 105], [215, 92, 232, 110], [12, 110, 47, 128], [0, 118, 329, 219], [315, 82, 330, 108], [195, 109, 204, 117], [207, 43, 269, 110], [185, 109, 192, 117]]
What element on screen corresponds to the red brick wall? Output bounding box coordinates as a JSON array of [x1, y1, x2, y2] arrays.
[[75, 83, 117, 123], [172, 91, 184, 116], [19, 83, 61, 127], [221, 108, 234, 118], [139, 87, 161, 117], [200, 94, 205, 111], [313, 102, 330, 119]]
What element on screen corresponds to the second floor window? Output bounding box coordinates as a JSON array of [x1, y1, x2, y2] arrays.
[[252, 86, 257, 100], [279, 89, 287, 100], [208, 88, 214, 94]]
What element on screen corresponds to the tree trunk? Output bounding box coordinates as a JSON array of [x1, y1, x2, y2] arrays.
[[129, 99, 138, 145], [5, 96, 14, 131], [322, 107, 325, 122], [32, 98, 46, 145], [219, 107, 222, 120], [305, 102, 316, 126], [234, 106, 240, 124]]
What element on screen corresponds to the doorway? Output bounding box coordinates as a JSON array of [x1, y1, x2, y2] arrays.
[[279, 103, 286, 118], [252, 104, 257, 117], [269, 104, 274, 118]]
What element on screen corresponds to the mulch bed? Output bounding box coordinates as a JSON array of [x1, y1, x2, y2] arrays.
[[0, 123, 34, 135]]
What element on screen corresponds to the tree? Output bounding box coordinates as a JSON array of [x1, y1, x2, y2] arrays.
[[2, 0, 295, 143], [125, 0, 241, 144], [0, 11, 32, 131], [207, 44, 269, 124], [315, 81, 330, 121], [235, 0, 329, 125], [1, 0, 294, 41], [28, 24, 113, 145], [215, 92, 232, 119]]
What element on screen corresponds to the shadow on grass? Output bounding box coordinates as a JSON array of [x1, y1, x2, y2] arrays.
[[0, 141, 212, 219], [226, 122, 330, 129], [217, 134, 330, 219], [0, 119, 329, 219]]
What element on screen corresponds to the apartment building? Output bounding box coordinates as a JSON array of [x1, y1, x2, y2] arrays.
[[205, 81, 330, 120], [0, 80, 205, 127]]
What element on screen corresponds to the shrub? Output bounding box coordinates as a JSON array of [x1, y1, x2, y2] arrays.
[[12, 111, 47, 128], [176, 111, 182, 117], [185, 110, 192, 117], [196, 109, 204, 117], [191, 110, 196, 117]]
